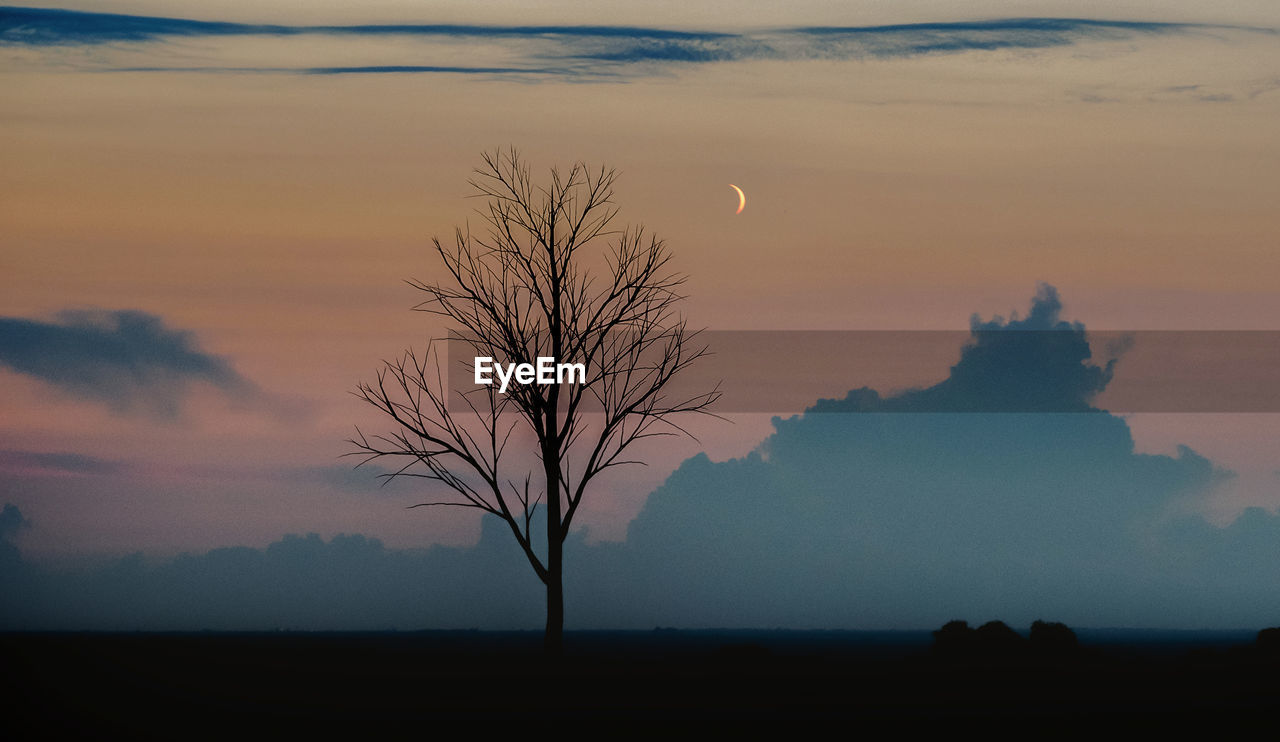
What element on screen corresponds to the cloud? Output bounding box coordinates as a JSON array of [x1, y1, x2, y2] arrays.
[[0, 449, 123, 476], [0, 6, 271, 45], [5, 286, 1279, 631], [0, 8, 732, 47], [778, 18, 1199, 60], [0, 308, 253, 418], [297, 463, 419, 494], [0, 505, 24, 580], [107, 65, 595, 77], [1, 8, 1263, 77], [596, 286, 1261, 628], [0, 519, 542, 631], [0, 503, 25, 540], [808, 283, 1118, 413]]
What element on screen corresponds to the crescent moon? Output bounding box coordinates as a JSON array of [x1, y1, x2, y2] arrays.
[[729, 184, 745, 214]]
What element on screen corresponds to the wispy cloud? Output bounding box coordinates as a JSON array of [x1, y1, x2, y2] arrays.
[[295, 463, 417, 493], [0, 449, 124, 476], [0, 6, 274, 44], [2, 7, 1267, 78], [108, 64, 594, 78], [780, 18, 1201, 58], [0, 7, 731, 46], [0, 308, 253, 418]]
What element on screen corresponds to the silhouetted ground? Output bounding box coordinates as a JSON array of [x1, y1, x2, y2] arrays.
[[3, 629, 1278, 733]]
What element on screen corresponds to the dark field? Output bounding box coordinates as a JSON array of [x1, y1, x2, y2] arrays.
[[4, 629, 1278, 731]]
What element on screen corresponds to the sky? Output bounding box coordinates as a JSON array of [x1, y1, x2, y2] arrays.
[[1, 2, 1279, 629]]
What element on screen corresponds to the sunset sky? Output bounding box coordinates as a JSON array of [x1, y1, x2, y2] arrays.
[[2, 2, 1279, 629]]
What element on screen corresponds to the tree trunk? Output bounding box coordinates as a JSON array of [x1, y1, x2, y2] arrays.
[[543, 436, 564, 655], [544, 550, 563, 655], [544, 220, 564, 656]]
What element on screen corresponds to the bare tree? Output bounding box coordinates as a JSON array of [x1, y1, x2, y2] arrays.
[[350, 149, 719, 652]]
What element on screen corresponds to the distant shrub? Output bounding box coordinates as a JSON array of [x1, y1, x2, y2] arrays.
[[932, 619, 975, 656], [974, 620, 1023, 655], [1258, 627, 1280, 656], [933, 619, 1081, 660], [1030, 620, 1078, 654]]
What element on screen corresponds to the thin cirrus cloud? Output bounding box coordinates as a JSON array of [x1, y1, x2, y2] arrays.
[[0, 308, 253, 418], [0, 449, 124, 476], [298, 463, 417, 494], [0, 7, 1265, 77]]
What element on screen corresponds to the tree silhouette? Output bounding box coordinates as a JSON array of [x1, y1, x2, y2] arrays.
[[350, 149, 719, 652]]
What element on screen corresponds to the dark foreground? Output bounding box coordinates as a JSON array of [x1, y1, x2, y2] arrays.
[[4, 630, 1278, 731]]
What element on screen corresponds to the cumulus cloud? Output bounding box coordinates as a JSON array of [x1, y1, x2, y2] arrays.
[[809, 283, 1117, 413], [0, 308, 253, 418], [4, 286, 1279, 631], [598, 285, 1261, 628]]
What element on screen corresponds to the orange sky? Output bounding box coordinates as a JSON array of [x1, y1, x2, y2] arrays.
[[1, 5, 1278, 559]]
